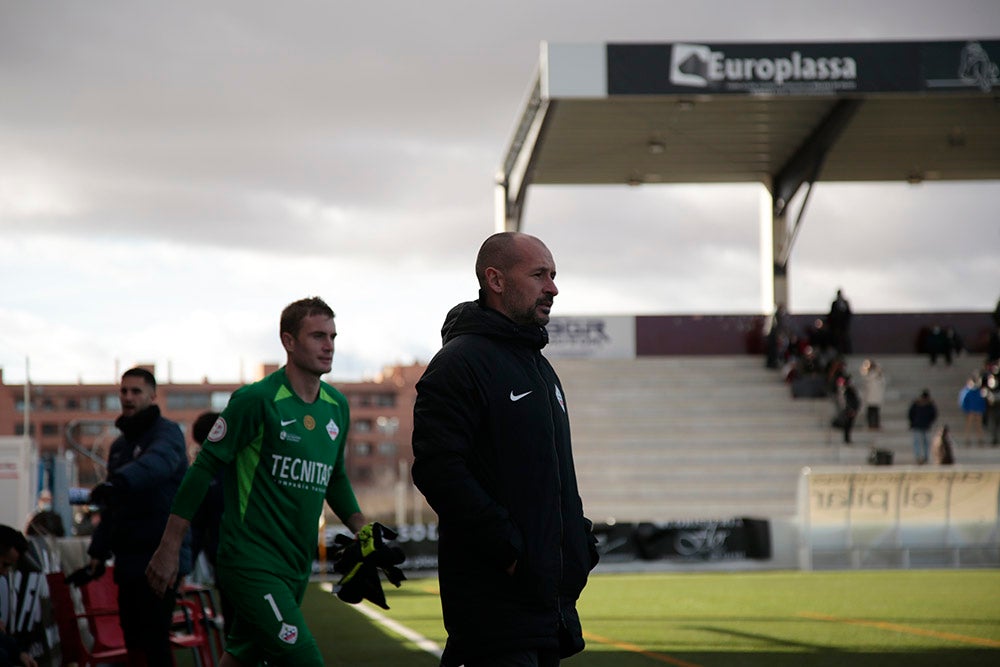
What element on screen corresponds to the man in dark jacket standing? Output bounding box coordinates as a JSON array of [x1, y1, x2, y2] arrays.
[[412, 232, 598, 667], [908, 389, 938, 465], [82, 367, 190, 666]]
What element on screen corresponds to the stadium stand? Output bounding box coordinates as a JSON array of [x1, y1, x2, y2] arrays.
[[554, 354, 1000, 524]]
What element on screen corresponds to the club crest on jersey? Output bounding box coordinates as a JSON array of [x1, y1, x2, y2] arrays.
[[304, 415, 316, 430], [278, 622, 298, 644], [326, 418, 340, 441], [207, 417, 227, 442], [554, 386, 566, 413]]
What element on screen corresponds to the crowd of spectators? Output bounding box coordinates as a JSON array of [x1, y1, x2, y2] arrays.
[[764, 293, 1000, 462]]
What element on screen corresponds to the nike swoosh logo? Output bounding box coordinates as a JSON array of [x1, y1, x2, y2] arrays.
[[510, 391, 533, 402], [280, 419, 296, 426]]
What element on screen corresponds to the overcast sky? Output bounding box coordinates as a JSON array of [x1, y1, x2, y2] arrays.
[[2, 1, 998, 385]]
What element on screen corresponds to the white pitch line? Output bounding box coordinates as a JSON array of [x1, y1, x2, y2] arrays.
[[320, 582, 443, 659]]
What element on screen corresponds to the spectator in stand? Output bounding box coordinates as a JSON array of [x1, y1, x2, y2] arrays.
[[908, 389, 938, 465], [806, 319, 834, 364], [834, 374, 861, 444], [945, 327, 965, 361], [959, 376, 987, 446], [931, 425, 956, 465], [987, 326, 1000, 364], [827, 289, 853, 355], [765, 303, 791, 369], [926, 326, 953, 366], [984, 361, 1000, 446], [859, 359, 887, 430], [826, 355, 849, 395]]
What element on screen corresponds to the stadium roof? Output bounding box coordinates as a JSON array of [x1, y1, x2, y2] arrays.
[[497, 39, 1000, 230]]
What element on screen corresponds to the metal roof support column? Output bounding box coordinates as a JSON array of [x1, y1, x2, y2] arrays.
[[758, 179, 788, 316], [494, 76, 550, 233], [767, 99, 862, 313]]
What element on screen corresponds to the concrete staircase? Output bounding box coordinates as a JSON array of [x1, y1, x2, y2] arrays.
[[552, 354, 999, 524]]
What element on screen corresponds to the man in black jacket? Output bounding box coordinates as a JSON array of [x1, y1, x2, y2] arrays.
[[412, 232, 598, 667], [81, 367, 191, 666]]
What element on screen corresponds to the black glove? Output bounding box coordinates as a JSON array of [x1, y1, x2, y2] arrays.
[[88, 482, 116, 507], [65, 561, 106, 587], [331, 522, 407, 609]]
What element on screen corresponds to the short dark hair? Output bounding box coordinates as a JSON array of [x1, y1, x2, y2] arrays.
[[0, 524, 28, 554], [122, 367, 157, 390], [280, 297, 335, 338], [475, 232, 523, 290], [192, 412, 221, 444]]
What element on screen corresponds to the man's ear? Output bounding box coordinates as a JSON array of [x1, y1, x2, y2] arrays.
[[484, 267, 504, 294], [280, 331, 295, 352]]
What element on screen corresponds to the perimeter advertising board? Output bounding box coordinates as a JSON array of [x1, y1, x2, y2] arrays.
[[545, 316, 636, 360], [801, 468, 1000, 556]]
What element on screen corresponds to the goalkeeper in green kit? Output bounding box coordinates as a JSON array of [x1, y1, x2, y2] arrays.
[[147, 297, 368, 666]]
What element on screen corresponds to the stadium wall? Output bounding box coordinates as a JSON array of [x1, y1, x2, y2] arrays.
[[638, 311, 994, 356], [547, 311, 993, 358]]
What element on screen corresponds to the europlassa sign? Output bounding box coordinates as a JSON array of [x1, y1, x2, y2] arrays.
[[607, 40, 1000, 95]]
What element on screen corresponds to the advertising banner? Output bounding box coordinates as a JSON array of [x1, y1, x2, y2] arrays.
[[545, 316, 636, 360], [607, 40, 1000, 96], [632, 518, 772, 561], [804, 468, 1000, 549]]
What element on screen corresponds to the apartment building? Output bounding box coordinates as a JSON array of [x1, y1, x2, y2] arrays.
[[0, 363, 424, 519]]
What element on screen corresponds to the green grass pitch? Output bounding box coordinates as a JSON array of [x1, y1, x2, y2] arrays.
[[291, 569, 1000, 666]]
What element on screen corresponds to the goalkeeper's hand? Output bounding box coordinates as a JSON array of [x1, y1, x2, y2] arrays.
[[331, 522, 407, 609]]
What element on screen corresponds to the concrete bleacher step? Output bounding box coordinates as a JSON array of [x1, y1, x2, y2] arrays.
[[551, 354, 1000, 524]]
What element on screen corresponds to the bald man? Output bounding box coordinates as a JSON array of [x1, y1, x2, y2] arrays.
[[412, 232, 598, 667]]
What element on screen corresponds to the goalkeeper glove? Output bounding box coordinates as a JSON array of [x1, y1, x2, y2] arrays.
[[331, 522, 407, 609]]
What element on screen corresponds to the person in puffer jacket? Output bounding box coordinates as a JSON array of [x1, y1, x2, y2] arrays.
[[412, 232, 599, 667], [84, 367, 191, 667]]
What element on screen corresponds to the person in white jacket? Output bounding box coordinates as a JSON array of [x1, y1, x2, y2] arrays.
[[860, 359, 887, 429]]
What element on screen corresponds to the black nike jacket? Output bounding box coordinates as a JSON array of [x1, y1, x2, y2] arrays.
[[412, 300, 598, 665]]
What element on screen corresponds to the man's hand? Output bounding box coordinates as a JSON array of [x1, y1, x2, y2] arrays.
[[19, 651, 38, 667], [88, 482, 116, 507], [65, 559, 106, 587], [145, 514, 189, 597], [146, 541, 180, 597]]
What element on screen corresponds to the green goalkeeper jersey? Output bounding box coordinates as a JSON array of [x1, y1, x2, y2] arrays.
[[172, 367, 360, 581]]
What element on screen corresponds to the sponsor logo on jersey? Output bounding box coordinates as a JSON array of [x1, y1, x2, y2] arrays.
[[279, 430, 302, 443], [278, 622, 298, 644], [304, 414, 316, 430], [326, 418, 340, 441], [270, 454, 334, 492], [207, 417, 227, 442], [555, 386, 566, 413]]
